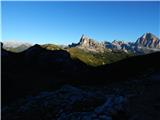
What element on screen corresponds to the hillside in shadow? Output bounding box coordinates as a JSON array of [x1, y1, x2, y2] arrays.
[[2, 43, 160, 105], [2, 44, 90, 104], [2, 43, 160, 120]]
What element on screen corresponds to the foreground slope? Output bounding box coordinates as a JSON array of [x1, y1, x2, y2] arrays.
[[2, 42, 160, 104], [2, 43, 160, 120], [2, 75, 160, 120]]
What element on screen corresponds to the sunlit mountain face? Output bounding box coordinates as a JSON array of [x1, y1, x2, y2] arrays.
[[69, 33, 160, 54], [135, 33, 160, 48]]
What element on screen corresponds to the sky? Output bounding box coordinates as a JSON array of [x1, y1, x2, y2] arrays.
[[2, 1, 160, 45]]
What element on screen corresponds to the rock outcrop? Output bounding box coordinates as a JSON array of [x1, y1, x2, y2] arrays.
[[69, 35, 106, 52], [2, 85, 127, 120], [135, 32, 160, 48]]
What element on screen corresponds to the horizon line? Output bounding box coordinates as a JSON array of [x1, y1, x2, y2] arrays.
[[2, 32, 160, 45]]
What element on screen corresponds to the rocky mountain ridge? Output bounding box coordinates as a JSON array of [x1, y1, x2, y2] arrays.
[[2, 33, 160, 54], [69, 33, 160, 54]]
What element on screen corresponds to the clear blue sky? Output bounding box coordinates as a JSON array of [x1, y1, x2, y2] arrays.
[[2, 1, 160, 45]]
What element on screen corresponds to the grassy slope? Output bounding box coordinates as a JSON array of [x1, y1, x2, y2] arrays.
[[67, 47, 133, 67], [41, 44, 133, 66], [67, 48, 105, 66]]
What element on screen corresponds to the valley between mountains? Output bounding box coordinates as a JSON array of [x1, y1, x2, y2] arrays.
[[2, 33, 160, 120]]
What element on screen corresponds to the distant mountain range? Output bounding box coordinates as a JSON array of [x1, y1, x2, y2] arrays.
[[2, 41, 32, 52], [1, 32, 160, 67], [3, 32, 160, 54], [69, 32, 160, 54]]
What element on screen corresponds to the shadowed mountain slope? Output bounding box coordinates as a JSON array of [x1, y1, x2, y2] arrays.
[[2, 44, 90, 105], [2, 42, 160, 105]]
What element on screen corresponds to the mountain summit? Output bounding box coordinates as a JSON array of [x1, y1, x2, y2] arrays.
[[69, 35, 106, 52], [135, 33, 160, 48]]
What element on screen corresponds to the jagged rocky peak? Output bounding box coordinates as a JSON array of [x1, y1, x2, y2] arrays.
[[69, 34, 106, 52], [77, 34, 106, 51], [136, 32, 160, 48], [79, 34, 99, 46], [79, 34, 90, 45]]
